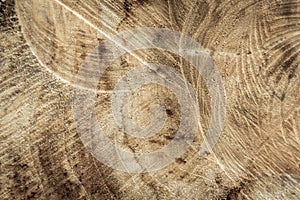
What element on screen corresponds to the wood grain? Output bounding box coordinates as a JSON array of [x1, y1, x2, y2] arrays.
[[1, 0, 299, 199]]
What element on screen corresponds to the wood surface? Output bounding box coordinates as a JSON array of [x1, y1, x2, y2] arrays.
[[1, 0, 300, 199]]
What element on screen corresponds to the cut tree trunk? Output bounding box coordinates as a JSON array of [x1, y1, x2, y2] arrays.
[[0, 0, 299, 199]]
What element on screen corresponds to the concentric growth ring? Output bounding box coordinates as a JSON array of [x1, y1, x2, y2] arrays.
[[72, 28, 226, 173]]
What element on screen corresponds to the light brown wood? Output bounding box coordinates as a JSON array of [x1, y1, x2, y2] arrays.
[[1, 0, 299, 199]]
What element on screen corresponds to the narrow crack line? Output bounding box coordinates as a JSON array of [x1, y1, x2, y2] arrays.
[[53, 0, 147, 67]]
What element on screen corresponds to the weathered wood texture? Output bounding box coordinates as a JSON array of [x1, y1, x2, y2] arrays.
[[1, 0, 299, 199]]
